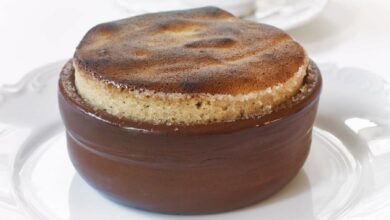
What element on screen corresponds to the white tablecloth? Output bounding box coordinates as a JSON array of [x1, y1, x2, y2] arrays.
[[0, 0, 389, 83]]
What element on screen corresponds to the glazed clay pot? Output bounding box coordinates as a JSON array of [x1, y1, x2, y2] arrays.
[[58, 60, 322, 215]]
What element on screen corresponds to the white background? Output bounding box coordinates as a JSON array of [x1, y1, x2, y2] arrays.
[[0, 0, 389, 85]]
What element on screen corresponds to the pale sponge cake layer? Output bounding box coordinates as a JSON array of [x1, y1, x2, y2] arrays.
[[73, 7, 310, 125], [74, 60, 308, 125]]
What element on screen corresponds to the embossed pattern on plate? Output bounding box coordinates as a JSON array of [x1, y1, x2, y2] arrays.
[[0, 61, 389, 219]]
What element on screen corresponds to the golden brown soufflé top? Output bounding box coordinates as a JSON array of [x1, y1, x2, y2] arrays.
[[74, 7, 307, 95]]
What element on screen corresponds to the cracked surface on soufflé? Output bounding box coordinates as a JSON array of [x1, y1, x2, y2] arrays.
[[73, 7, 309, 125]]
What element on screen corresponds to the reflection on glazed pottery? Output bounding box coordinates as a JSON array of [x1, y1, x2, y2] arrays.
[[1, 61, 389, 219], [68, 171, 313, 220], [66, 128, 370, 219]]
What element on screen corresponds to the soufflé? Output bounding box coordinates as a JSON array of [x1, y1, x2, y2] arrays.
[[58, 7, 322, 214]]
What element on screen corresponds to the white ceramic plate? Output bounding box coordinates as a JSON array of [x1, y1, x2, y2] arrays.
[[0, 61, 389, 220], [116, 0, 257, 18], [115, 0, 329, 30], [250, 0, 329, 30]]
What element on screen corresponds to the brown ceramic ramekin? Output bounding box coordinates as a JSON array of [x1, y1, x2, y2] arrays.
[[58, 60, 322, 215]]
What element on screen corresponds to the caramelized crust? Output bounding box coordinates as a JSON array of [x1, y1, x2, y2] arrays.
[[74, 7, 308, 95]]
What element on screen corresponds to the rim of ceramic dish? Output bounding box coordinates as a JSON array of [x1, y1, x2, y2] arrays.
[[59, 60, 322, 134]]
